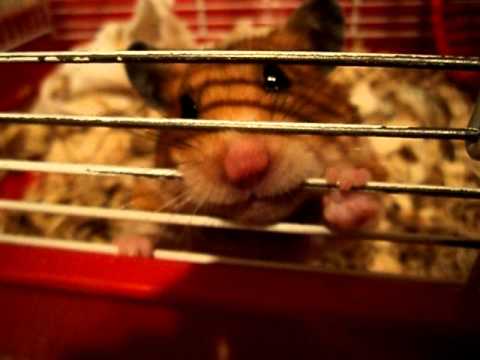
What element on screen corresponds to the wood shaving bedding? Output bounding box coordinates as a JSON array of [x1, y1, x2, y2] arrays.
[[1, 0, 192, 241], [333, 66, 478, 279]]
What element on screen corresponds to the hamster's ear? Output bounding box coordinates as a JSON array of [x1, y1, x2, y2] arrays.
[[286, 0, 344, 52], [125, 41, 172, 108]]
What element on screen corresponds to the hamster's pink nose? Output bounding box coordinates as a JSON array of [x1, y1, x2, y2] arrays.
[[224, 138, 270, 188]]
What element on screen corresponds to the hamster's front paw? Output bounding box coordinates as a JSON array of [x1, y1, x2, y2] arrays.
[[323, 166, 380, 230], [323, 191, 380, 230], [113, 236, 155, 257]]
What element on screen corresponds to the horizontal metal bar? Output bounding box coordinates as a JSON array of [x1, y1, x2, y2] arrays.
[[0, 233, 332, 272], [1, 50, 480, 70], [0, 160, 181, 179], [0, 232, 227, 265], [0, 235, 468, 283], [305, 178, 480, 199], [3, 233, 458, 281], [0, 199, 330, 236], [0, 199, 479, 249], [0, 233, 339, 273], [1, 113, 478, 140], [2, 159, 480, 199]]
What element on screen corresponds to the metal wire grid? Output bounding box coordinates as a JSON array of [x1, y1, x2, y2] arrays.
[[49, 0, 434, 45], [0, 0, 52, 51], [1, 49, 480, 252]]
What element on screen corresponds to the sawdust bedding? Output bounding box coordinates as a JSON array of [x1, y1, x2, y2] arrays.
[[1, 0, 478, 280]]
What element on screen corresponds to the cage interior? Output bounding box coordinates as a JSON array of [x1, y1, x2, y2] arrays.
[[1, 0, 480, 274], [1, 1, 480, 358], [1, 0, 480, 289]]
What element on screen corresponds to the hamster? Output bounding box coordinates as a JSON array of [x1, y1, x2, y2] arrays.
[[114, 0, 386, 259]]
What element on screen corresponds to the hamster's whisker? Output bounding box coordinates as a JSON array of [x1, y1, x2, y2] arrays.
[[175, 192, 198, 240], [198, 188, 216, 213], [167, 191, 193, 212], [173, 190, 197, 212], [191, 196, 204, 217], [197, 185, 215, 214], [154, 191, 189, 213], [188, 183, 209, 216]]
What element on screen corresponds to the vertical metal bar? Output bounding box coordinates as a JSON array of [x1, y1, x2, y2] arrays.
[[466, 93, 480, 160], [195, 0, 208, 39], [350, 0, 362, 48]]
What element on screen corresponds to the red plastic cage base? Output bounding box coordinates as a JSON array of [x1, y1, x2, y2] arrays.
[[1, 242, 480, 359]]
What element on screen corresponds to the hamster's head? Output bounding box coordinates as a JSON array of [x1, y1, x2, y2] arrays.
[[125, 0, 362, 224]]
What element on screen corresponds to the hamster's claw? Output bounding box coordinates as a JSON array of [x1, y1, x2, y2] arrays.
[[113, 236, 155, 258], [325, 166, 371, 191]]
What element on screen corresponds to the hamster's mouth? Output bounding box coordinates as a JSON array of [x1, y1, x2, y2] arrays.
[[203, 187, 307, 225], [243, 191, 297, 206]]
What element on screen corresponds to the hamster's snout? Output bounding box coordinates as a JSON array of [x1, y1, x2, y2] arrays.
[[223, 137, 270, 189]]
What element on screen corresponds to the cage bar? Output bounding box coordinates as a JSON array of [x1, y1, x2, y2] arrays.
[[0, 50, 480, 70], [2, 159, 480, 199], [0, 113, 479, 140], [1, 199, 479, 249]]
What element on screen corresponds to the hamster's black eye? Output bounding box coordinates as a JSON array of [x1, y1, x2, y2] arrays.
[[263, 64, 290, 92], [180, 94, 198, 119]]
